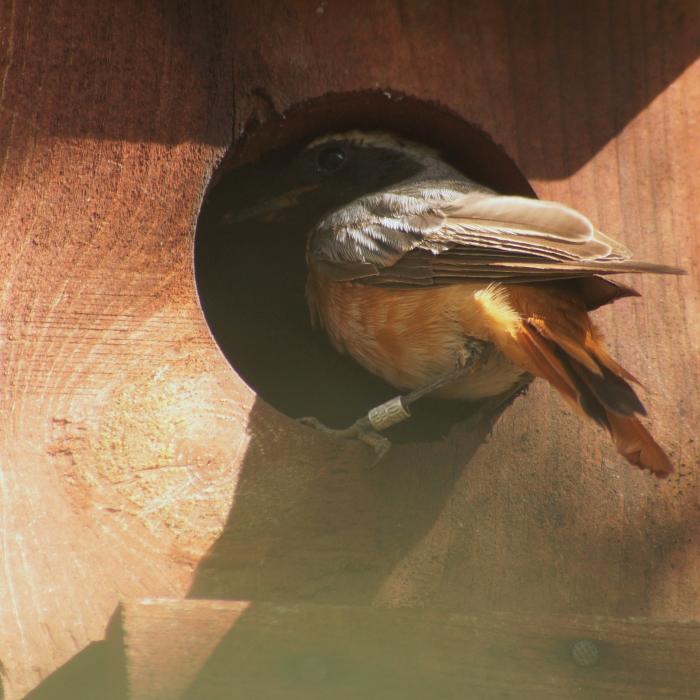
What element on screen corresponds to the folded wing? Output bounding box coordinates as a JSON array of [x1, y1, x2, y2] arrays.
[[307, 187, 684, 287]]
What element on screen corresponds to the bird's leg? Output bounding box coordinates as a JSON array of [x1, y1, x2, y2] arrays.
[[299, 338, 490, 460], [297, 414, 394, 460]]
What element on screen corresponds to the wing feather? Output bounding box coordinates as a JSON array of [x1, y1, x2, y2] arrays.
[[307, 187, 685, 286]]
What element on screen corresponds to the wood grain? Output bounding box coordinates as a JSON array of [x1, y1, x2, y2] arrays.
[[0, 1, 698, 697], [116, 598, 700, 700]]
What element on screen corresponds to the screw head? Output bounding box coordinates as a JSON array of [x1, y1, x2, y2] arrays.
[[571, 639, 600, 667]]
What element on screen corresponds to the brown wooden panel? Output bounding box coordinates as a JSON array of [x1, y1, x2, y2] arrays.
[[116, 598, 700, 700], [0, 3, 237, 698], [0, 1, 698, 698]]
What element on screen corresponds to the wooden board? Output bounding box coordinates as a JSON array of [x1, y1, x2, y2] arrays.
[[0, 1, 698, 697], [113, 598, 700, 700]]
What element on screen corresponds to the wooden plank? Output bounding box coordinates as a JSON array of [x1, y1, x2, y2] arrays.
[[0, 3, 237, 698], [115, 598, 700, 700]]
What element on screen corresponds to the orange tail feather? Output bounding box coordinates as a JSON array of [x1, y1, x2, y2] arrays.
[[501, 285, 673, 477], [606, 412, 673, 477]]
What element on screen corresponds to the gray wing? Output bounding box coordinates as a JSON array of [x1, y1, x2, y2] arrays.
[[307, 183, 684, 286]]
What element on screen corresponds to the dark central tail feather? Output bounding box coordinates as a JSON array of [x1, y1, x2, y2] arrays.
[[553, 347, 645, 423], [522, 319, 672, 477]]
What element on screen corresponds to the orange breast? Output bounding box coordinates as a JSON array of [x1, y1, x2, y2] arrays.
[[306, 268, 527, 399]]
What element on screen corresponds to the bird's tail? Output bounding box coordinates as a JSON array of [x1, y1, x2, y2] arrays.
[[489, 284, 673, 477]]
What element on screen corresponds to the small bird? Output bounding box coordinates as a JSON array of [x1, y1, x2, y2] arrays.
[[242, 131, 684, 476]]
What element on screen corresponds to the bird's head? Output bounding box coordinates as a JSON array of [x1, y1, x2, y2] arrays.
[[216, 131, 457, 226]]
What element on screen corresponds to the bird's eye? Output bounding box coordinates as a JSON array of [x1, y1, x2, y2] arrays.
[[316, 146, 346, 173]]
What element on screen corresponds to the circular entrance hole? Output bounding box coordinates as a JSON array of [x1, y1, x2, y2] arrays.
[[194, 91, 534, 441]]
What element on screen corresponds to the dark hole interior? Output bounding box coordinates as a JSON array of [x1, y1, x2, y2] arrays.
[[194, 91, 534, 441]]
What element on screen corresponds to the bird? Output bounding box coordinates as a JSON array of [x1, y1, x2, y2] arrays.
[[234, 131, 685, 477]]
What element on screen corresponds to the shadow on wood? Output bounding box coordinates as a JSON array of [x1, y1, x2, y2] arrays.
[[188, 392, 518, 604], [21, 643, 125, 700], [2, 1, 232, 145], [116, 599, 700, 700], [231, 0, 700, 179]]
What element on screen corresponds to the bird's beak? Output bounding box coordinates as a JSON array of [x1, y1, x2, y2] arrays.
[[221, 184, 320, 225]]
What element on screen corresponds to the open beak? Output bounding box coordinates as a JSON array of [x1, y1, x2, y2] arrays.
[[221, 184, 320, 225]]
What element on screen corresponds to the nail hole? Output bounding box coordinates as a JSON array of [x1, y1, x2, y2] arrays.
[[571, 639, 601, 667]]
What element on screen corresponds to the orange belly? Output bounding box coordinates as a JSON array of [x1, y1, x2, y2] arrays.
[[307, 268, 673, 477], [306, 272, 527, 400]]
